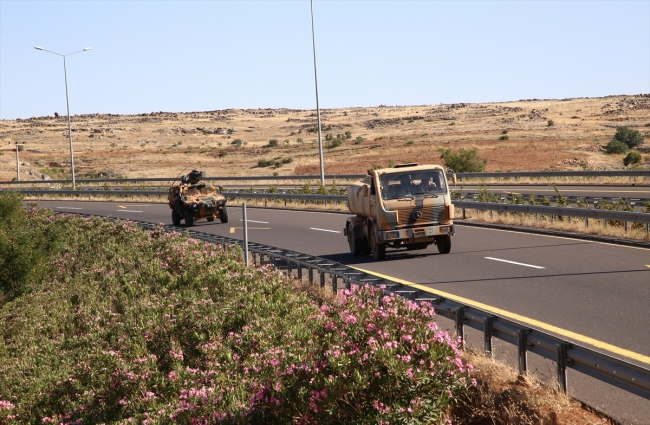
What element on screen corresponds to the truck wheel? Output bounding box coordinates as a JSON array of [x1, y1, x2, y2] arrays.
[[369, 225, 386, 261], [219, 206, 229, 223], [171, 209, 181, 226], [347, 224, 362, 256], [436, 235, 451, 254], [184, 210, 194, 227]]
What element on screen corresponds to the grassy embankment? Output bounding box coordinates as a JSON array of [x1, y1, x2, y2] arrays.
[[0, 192, 471, 424], [0, 193, 614, 424]]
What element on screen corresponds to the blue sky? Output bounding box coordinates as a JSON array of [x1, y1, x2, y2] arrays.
[[1, 1, 648, 119]]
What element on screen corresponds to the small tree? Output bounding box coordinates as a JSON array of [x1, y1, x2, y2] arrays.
[[613, 126, 643, 149], [623, 151, 642, 166], [268, 139, 279, 148], [345, 131, 352, 139], [438, 148, 487, 172], [605, 139, 628, 154]]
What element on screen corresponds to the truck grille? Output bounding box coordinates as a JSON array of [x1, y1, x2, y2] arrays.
[[396, 206, 444, 227]]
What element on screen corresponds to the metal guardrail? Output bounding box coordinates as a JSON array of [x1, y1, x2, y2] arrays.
[[3, 170, 650, 186], [454, 201, 650, 224], [55, 212, 650, 401], [10, 189, 650, 229]]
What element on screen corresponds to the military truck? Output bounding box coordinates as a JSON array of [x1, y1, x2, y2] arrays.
[[343, 163, 456, 260], [168, 170, 228, 227]]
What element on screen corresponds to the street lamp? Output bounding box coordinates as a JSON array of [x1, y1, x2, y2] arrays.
[[310, 0, 325, 186], [34, 46, 91, 189], [15, 144, 25, 183]]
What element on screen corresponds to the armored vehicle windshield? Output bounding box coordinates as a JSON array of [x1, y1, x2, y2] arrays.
[[380, 169, 447, 200]]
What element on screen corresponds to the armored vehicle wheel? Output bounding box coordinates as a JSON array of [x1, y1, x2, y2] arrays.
[[369, 225, 386, 261], [171, 209, 181, 226], [436, 235, 451, 254], [219, 206, 229, 223], [207, 217, 215, 222], [347, 224, 363, 256], [184, 210, 194, 227]]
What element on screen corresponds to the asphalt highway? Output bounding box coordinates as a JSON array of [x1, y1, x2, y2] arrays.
[[32, 200, 650, 422]]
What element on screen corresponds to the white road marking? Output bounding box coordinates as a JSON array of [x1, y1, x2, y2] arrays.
[[119, 210, 143, 213], [485, 257, 545, 269], [240, 219, 269, 224], [310, 227, 341, 234], [56, 207, 82, 210]]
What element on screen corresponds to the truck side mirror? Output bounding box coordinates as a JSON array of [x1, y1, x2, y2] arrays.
[[363, 185, 369, 198], [452, 173, 457, 185]]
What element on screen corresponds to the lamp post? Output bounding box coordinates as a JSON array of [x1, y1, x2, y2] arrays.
[[15, 144, 25, 183], [310, 0, 325, 186], [34, 46, 91, 190]]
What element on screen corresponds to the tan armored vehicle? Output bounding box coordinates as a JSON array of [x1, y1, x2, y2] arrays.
[[167, 170, 228, 227], [343, 163, 456, 260]]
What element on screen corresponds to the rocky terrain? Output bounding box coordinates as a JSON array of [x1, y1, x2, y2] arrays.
[[1, 94, 649, 182]]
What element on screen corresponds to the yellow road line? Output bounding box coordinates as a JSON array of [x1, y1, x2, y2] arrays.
[[351, 266, 650, 364], [463, 225, 650, 251], [229, 227, 270, 233], [118, 205, 152, 208]]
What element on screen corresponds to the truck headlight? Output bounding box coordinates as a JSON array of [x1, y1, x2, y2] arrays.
[[439, 226, 449, 233], [386, 231, 400, 240], [192, 203, 198, 210]]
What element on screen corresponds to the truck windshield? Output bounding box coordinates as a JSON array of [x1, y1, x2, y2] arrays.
[[379, 169, 447, 200]]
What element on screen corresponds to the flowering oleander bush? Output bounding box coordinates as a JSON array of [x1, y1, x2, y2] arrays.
[[0, 196, 472, 424]]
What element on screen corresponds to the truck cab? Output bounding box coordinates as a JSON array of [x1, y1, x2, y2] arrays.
[[343, 163, 456, 260]]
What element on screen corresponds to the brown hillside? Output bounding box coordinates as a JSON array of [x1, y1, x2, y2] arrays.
[[1, 95, 649, 182]]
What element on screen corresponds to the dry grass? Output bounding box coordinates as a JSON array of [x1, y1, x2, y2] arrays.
[[449, 350, 615, 425], [456, 209, 650, 242], [2, 95, 649, 183]]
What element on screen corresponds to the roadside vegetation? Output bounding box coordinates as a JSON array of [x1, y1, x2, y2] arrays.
[[437, 148, 488, 173], [452, 186, 650, 241], [0, 192, 472, 424]]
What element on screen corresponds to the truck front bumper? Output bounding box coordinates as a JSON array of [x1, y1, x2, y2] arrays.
[[379, 224, 455, 243]]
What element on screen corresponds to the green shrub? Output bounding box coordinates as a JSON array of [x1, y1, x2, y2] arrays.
[[438, 148, 488, 172], [267, 139, 279, 148], [258, 159, 273, 167], [501, 129, 508, 135], [612, 126, 644, 149], [344, 131, 352, 139], [498, 135, 509, 140], [230, 139, 243, 148], [325, 133, 333, 142], [355, 136, 363, 144], [296, 138, 304, 144], [606, 139, 628, 154], [547, 119, 555, 127], [327, 138, 344, 149], [405, 140, 414, 146], [0, 193, 61, 302], [0, 213, 475, 423], [623, 151, 642, 166]]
